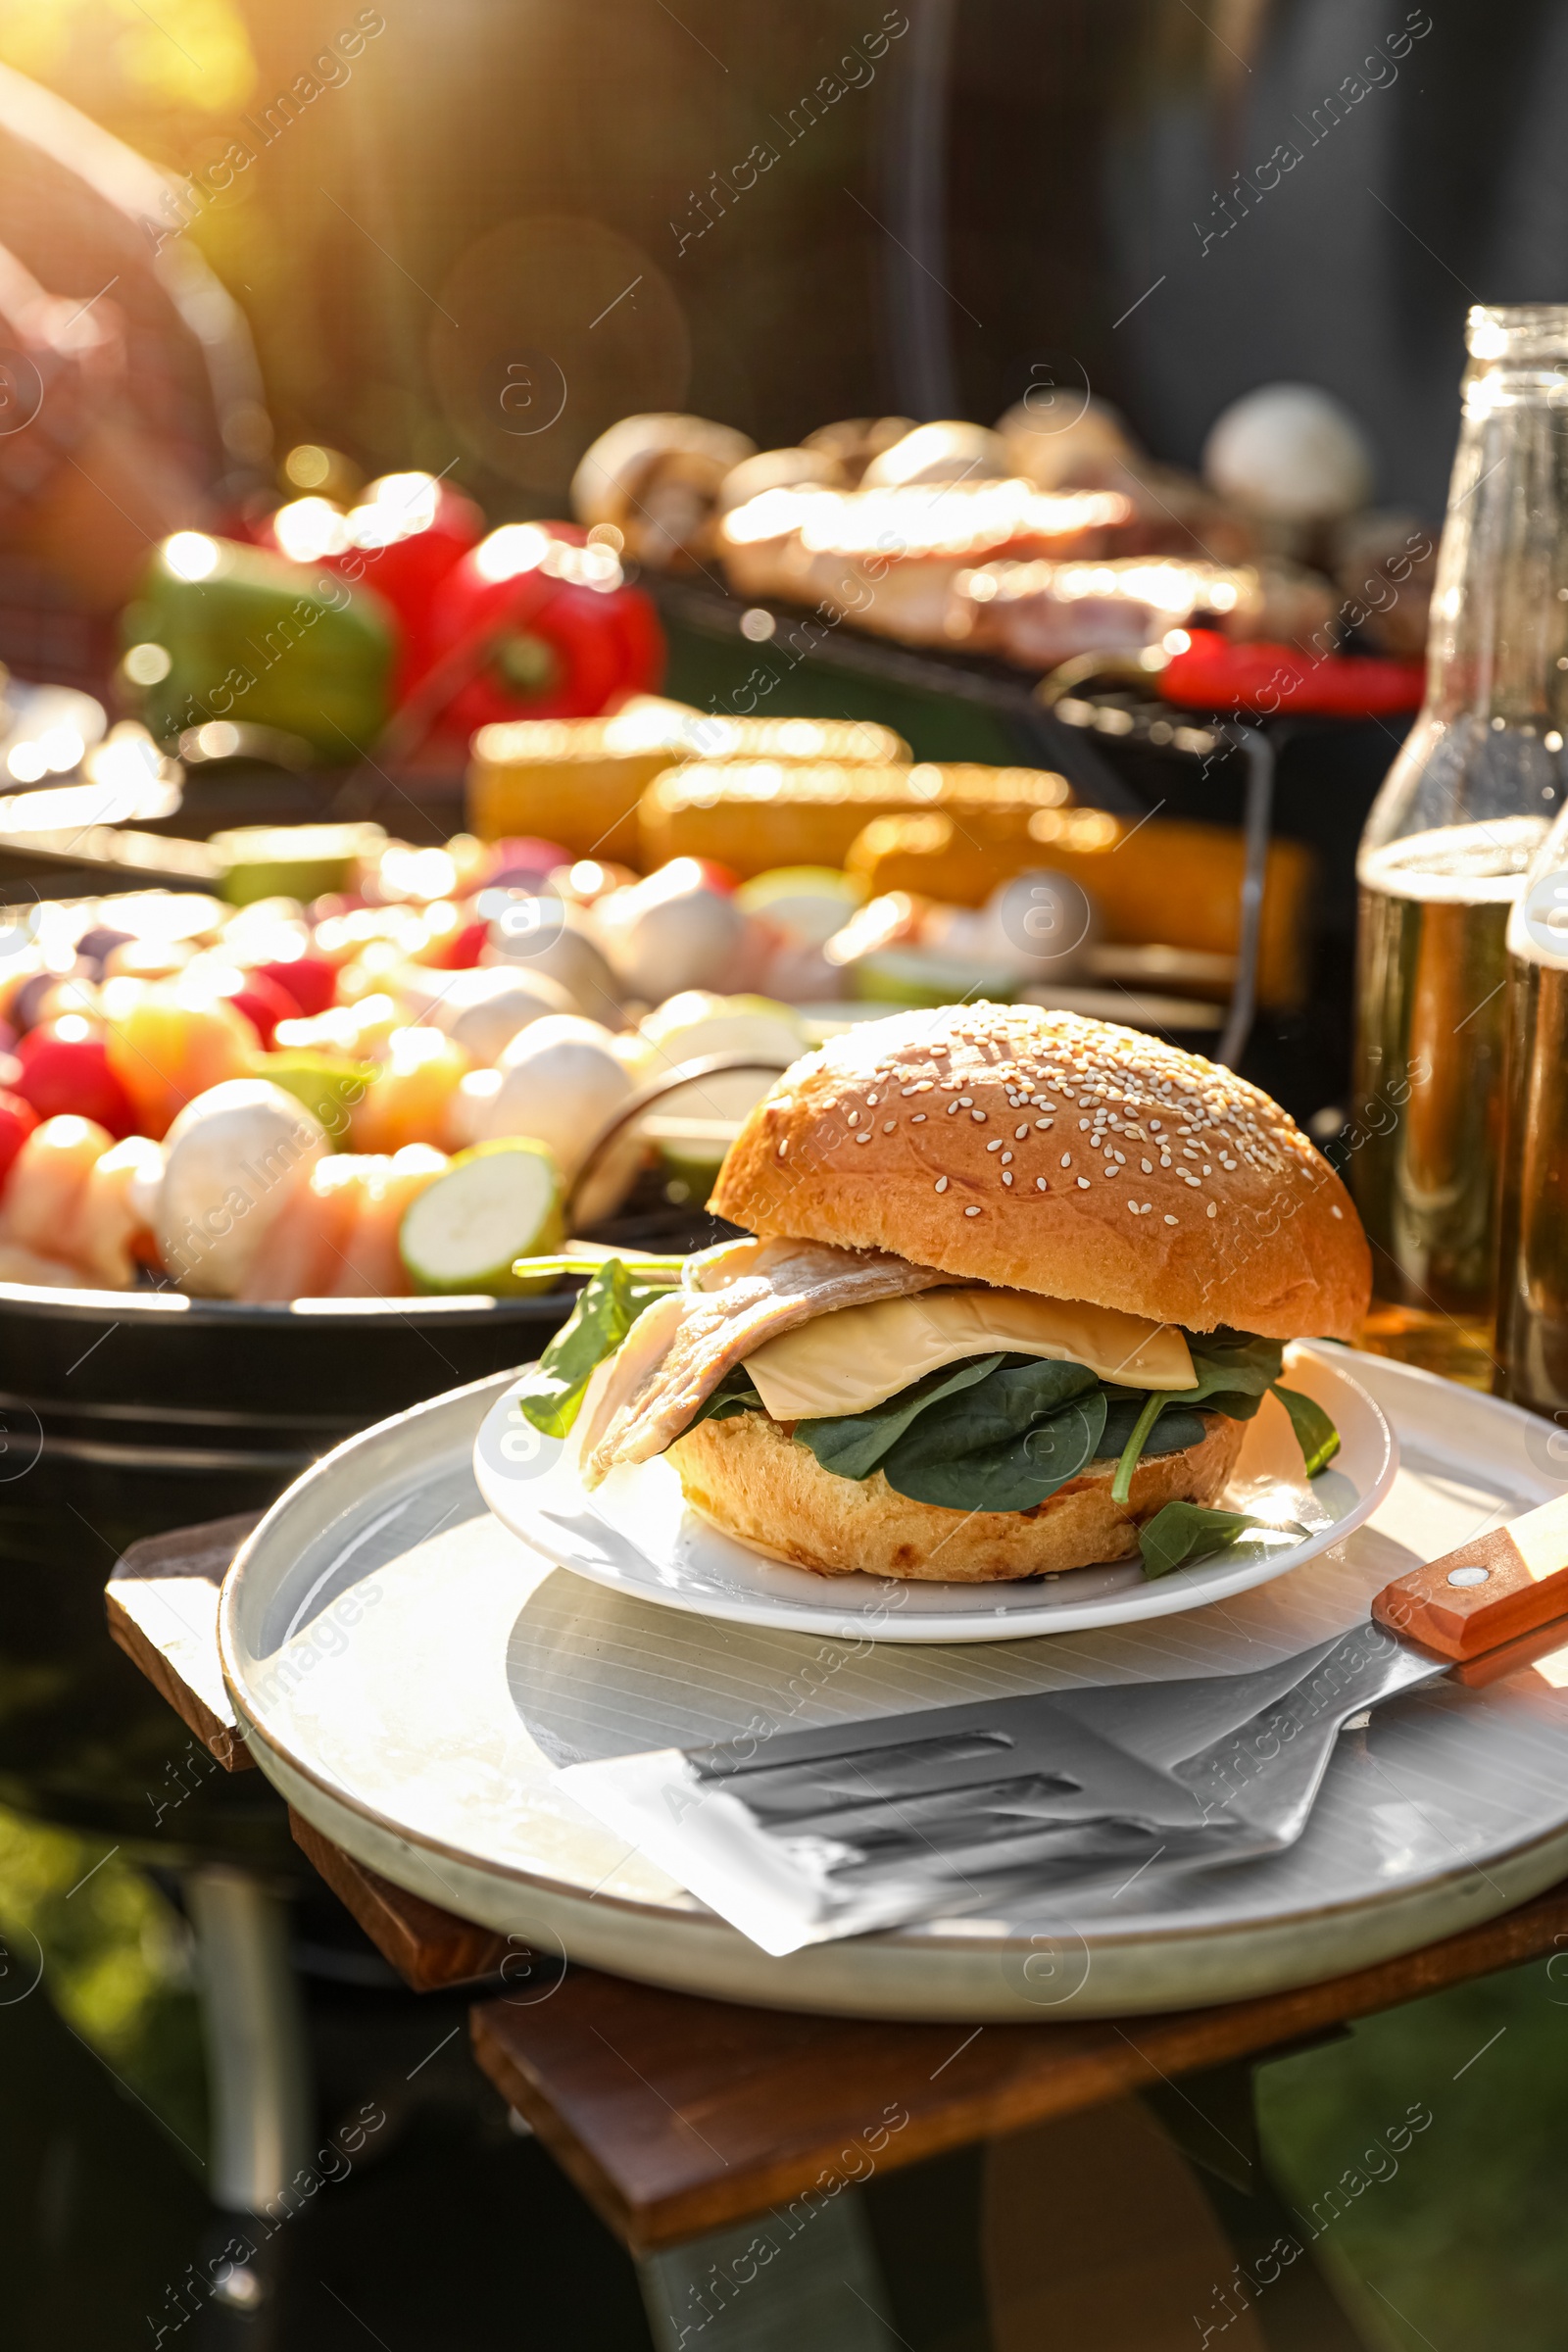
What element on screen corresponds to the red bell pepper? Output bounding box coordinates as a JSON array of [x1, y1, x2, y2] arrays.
[[1159, 628, 1425, 719], [418, 522, 664, 736], [262, 472, 485, 690]]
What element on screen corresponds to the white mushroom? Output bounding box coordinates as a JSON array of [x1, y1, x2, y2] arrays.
[[860, 421, 1008, 488], [480, 1014, 634, 1179], [595, 862, 748, 1001], [481, 897, 621, 1024], [569, 415, 757, 569], [1202, 384, 1374, 523], [424, 965, 574, 1064], [996, 395, 1141, 491], [157, 1080, 328, 1297]]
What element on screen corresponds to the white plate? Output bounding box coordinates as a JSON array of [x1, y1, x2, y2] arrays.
[[216, 1348, 1568, 2019], [471, 1345, 1396, 1642]]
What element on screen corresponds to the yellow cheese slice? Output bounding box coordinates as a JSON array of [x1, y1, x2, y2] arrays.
[[742, 1288, 1196, 1422]]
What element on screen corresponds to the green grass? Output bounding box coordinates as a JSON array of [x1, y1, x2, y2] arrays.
[[0, 1803, 207, 2171], [1258, 1952, 1568, 2349]]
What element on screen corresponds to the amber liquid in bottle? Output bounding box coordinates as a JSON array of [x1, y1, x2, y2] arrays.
[[1353, 305, 1568, 1329]]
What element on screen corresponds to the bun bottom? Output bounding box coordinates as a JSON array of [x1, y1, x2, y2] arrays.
[[666, 1410, 1247, 1584]]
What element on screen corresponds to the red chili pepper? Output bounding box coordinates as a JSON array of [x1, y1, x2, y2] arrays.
[[1159, 628, 1425, 718]]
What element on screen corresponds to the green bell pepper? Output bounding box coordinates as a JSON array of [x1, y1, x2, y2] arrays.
[[122, 533, 394, 761]]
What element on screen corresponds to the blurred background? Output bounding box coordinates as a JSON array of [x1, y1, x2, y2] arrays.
[[3, 0, 1554, 523]]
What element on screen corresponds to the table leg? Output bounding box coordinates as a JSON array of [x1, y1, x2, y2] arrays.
[[1141, 2056, 1371, 2350], [184, 1866, 313, 2214], [639, 2189, 897, 2351]]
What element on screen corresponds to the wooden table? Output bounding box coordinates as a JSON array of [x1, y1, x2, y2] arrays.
[[105, 1512, 1568, 2286]]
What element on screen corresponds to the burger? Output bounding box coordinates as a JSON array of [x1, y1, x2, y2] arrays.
[[519, 1004, 1371, 1583]]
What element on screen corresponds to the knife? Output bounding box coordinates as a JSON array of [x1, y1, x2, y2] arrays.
[[555, 1493, 1568, 1954]]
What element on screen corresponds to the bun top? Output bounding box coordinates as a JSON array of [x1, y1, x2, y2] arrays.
[[710, 1004, 1370, 1341]]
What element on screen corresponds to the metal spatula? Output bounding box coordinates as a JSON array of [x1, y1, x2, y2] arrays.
[[556, 1494, 1568, 1954]]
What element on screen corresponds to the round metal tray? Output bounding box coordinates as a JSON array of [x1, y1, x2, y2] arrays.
[[219, 1348, 1568, 2019]]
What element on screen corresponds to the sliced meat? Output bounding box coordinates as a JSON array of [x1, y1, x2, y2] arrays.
[[581, 1238, 951, 1486]]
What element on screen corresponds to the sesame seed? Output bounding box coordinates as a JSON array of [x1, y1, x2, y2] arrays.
[[1036, 1177, 1049, 1191], [1035, 1119, 1053, 1131], [934, 1176, 949, 1192], [986, 1139, 1003, 1152], [855, 1134, 871, 1145], [847, 1110, 858, 1126], [1061, 1153, 1072, 1167], [971, 1109, 986, 1122], [1001, 1151, 1012, 1164], [911, 1113, 927, 1123], [1079, 1118, 1090, 1131], [1002, 1171, 1013, 1185], [1127, 1198, 1139, 1213], [866, 1094, 878, 1106], [1331, 1204, 1343, 1219], [1141, 1158, 1152, 1174], [776, 1140, 788, 1157], [901, 1085, 919, 1097], [1077, 1177, 1091, 1190], [1206, 1200, 1217, 1218], [958, 1097, 973, 1106], [1015, 1125, 1029, 1139], [964, 1205, 981, 1217], [1164, 1214, 1177, 1226], [1142, 1201, 1152, 1213]]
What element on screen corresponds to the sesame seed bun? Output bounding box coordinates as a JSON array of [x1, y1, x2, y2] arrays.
[[668, 1406, 1247, 1581], [709, 1004, 1369, 1340]]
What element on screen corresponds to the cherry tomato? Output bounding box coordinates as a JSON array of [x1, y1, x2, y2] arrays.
[[0, 1090, 37, 1185], [252, 956, 338, 1018], [225, 970, 305, 1047], [15, 1026, 139, 1138]]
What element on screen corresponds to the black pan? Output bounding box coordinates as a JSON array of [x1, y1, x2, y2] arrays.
[[0, 1054, 785, 1858]]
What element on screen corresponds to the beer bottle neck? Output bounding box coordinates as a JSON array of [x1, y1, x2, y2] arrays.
[[1424, 368, 1568, 725]]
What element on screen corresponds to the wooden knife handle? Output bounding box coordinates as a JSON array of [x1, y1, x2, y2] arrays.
[[1373, 1492, 1568, 1660]]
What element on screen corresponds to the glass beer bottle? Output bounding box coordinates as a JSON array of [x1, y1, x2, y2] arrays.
[[1495, 823, 1568, 1413], [1353, 304, 1568, 1323]]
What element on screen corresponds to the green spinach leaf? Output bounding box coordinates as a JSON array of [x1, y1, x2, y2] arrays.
[[1104, 1334, 1295, 1506], [686, 1366, 767, 1431], [883, 1381, 1108, 1511], [1138, 1501, 1307, 1580], [797, 1355, 1005, 1481], [1184, 1333, 1285, 1407], [1109, 1392, 1168, 1504], [1272, 1383, 1341, 1476], [1099, 1398, 1211, 1459], [901, 1354, 1102, 1454], [514, 1258, 682, 1439]]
